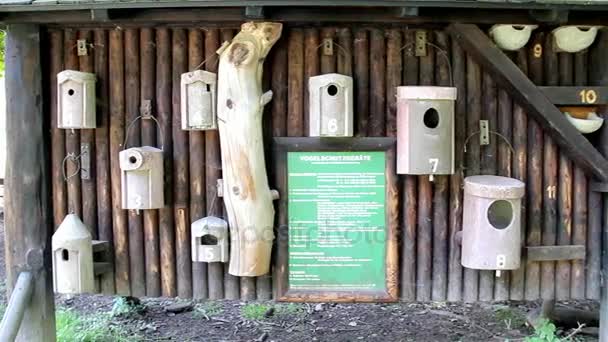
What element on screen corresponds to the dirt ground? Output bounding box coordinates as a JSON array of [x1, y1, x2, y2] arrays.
[[0, 190, 600, 341]]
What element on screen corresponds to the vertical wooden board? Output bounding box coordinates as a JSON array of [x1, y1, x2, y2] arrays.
[[156, 27, 176, 297], [525, 32, 544, 300], [172, 28, 192, 299], [369, 29, 385, 137], [320, 27, 336, 74], [125, 28, 146, 298], [510, 49, 527, 300], [431, 30, 449, 302], [354, 29, 369, 137], [49, 30, 67, 230], [187, 27, 208, 300], [109, 28, 130, 295], [304, 28, 319, 136], [478, 71, 497, 302], [417, 31, 434, 302], [571, 51, 587, 299], [140, 27, 161, 298], [541, 34, 558, 300], [64, 29, 82, 217], [337, 28, 353, 76], [447, 39, 465, 302], [240, 277, 256, 301], [78, 29, 98, 241], [463, 55, 481, 302], [287, 29, 304, 138], [204, 28, 224, 300], [556, 52, 573, 300], [94, 29, 116, 294], [219, 28, 240, 300]]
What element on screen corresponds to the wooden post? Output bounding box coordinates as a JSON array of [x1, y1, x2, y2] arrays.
[[64, 29, 82, 217], [125, 28, 146, 298], [188, 27, 208, 300], [541, 34, 558, 300], [354, 29, 369, 137], [172, 28, 192, 299], [401, 29, 418, 302], [94, 29, 115, 294], [464, 55, 481, 302], [337, 28, 352, 77], [109, 28, 131, 295], [525, 32, 544, 300], [140, 27, 161, 297], [432, 31, 449, 302], [571, 50, 588, 300], [417, 31, 433, 302], [287, 29, 304, 138], [510, 48, 528, 301], [320, 28, 336, 74], [204, 28, 224, 300], [369, 29, 385, 137], [156, 27, 176, 297], [447, 38, 464, 302], [556, 52, 573, 300], [5, 23, 56, 341], [304, 28, 319, 136]]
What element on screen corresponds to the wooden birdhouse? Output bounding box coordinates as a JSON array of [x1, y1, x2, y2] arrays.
[[180, 70, 217, 130], [309, 73, 353, 137], [57, 70, 96, 129], [119, 146, 164, 210], [191, 216, 229, 263]]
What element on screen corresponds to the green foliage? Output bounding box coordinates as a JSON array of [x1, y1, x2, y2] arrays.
[[241, 303, 271, 320], [494, 306, 527, 329], [110, 297, 145, 317], [241, 303, 306, 321], [56, 309, 139, 342], [0, 30, 5, 78], [193, 301, 223, 318], [525, 319, 559, 342], [275, 303, 305, 317]]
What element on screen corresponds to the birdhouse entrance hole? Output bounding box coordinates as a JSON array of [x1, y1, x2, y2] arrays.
[[487, 200, 513, 230]]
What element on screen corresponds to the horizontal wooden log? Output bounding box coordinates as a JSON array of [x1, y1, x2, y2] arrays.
[[447, 23, 608, 182], [525, 246, 586, 261], [538, 86, 608, 105]]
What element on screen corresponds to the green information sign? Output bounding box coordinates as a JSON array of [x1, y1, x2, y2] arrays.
[[287, 151, 387, 291]]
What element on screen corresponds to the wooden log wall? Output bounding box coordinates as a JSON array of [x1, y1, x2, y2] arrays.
[[45, 25, 600, 301]]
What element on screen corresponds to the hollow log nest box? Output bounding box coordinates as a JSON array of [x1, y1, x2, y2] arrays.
[[216, 22, 282, 277]]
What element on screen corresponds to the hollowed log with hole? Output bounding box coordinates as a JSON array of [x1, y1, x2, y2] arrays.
[[216, 22, 282, 276]]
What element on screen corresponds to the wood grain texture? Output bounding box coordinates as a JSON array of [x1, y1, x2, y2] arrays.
[[303, 28, 319, 136], [64, 29, 82, 217], [320, 27, 336, 74], [287, 28, 304, 138], [369, 28, 385, 137], [354, 29, 369, 137]]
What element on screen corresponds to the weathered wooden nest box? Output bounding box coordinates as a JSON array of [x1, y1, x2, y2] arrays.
[[191, 216, 229, 263], [57, 70, 96, 129], [119, 146, 164, 210], [461, 175, 525, 271], [396, 86, 457, 175], [309, 73, 354, 137], [52, 214, 95, 294], [180, 70, 218, 130]]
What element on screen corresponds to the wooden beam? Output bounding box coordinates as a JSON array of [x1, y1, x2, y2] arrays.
[[4, 23, 56, 341], [447, 23, 608, 182], [525, 246, 586, 262], [538, 86, 608, 105]]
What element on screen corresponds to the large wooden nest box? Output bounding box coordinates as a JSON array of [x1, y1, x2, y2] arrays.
[[119, 146, 164, 210], [396, 86, 457, 175], [52, 214, 95, 294], [57, 70, 96, 129], [191, 216, 229, 263], [309, 73, 354, 137], [180, 70, 218, 130], [461, 175, 525, 271]]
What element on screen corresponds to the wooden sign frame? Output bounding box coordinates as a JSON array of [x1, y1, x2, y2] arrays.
[[272, 137, 398, 302]]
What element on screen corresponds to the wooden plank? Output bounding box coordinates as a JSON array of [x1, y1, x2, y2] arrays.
[[49, 29, 67, 230], [4, 24, 56, 340], [171, 28, 192, 299], [447, 38, 464, 302], [401, 29, 418, 302], [64, 29, 82, 217], [140, 27, 161, 298], [510, 48, 527, 301], [109, 28, 130, 295], [287, 28, 304, 138], [369, 28, 385, 137], [526, 246, 586, 261], [303, 28, 319, 136], [204, 28, 224, 300], [354, 29, 369, 137], [463, 54, 480, 302], [337, 28, 352, 76], [94, 29, 115, 294], [538, 86, 608, 105], [320, 27, 336, 74], [188, 27, 208, 300], [156, 27, 176, 297], [525, 32, 543, 301], [447, 23, 608, 182], [125, 27, 145, 298]]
